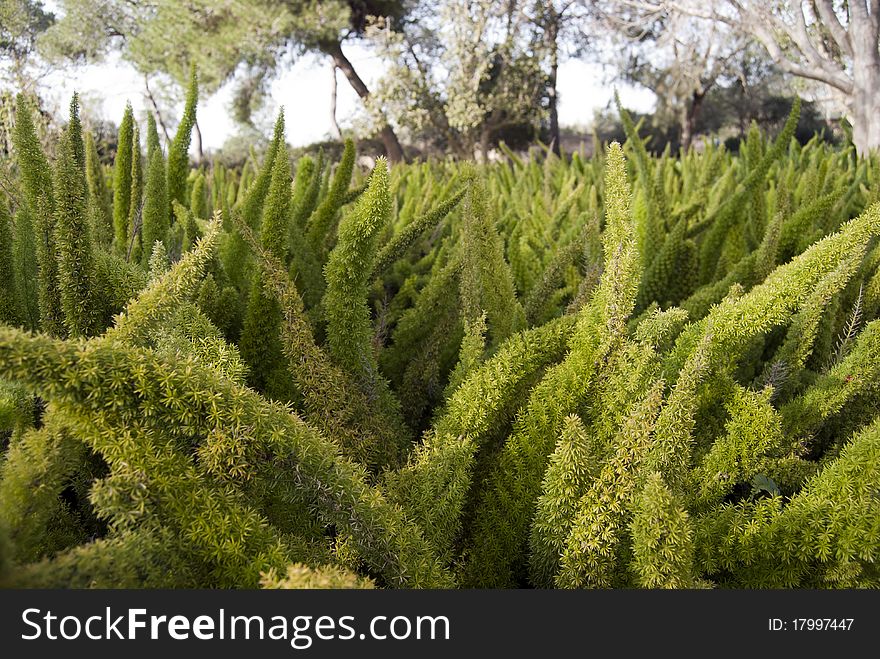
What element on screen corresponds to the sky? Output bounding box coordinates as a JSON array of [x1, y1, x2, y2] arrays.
[[37, 39, 656, 152]]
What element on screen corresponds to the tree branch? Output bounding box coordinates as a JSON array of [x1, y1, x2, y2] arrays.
[[669, 0, 856, 94], [193, 118, 203, 163], [320, 39, 370, 99], [781, 3, 850, 84], [750, 15, 853, 92], [329, 62, 342, 140], [318, 38, 405, 162], [814, 0, 853, 59], [872, 0, 880, 41], [143, 74, 172, 144], [616, 0, 853, 109]]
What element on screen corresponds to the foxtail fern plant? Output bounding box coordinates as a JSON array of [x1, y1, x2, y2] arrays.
[[166, 67, 198, 211], [112, 103, 135, 257], [13, 94, 63, 335], [322, 157, 410, 453], [54, 98, 101, 337], [239, 113, 297, 401], [140, 141, 169, 268], [1, 95, 879, 590]]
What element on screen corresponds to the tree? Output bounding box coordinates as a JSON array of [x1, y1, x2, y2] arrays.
[[658, 0, 880, 155], [587, 1, 747, 151], [535, 1, 566, 155], [0, 1, 54, 165], [0, 0, 54, 92], [443, 0, 546, 159], [528, 1, 588, 155], [366, 0, 550, 160], [39, 0, 408, 161], [360, 8, 462, 155], [697, 47, 836, 146]]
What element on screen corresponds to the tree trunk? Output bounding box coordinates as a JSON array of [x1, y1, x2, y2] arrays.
[[681, 90, 705, 152], [194, 118, 204, 163], [406, 42, 465, 156], [144, 75, 172, 144], [545, 7, 560, 156], [321, 39, 405, 163], [479, 126, 491, 163], [329, 63, 342, 140], [849, 38, 880, 155], [847, 3, 880, 156], [850, 87, 880, 156]]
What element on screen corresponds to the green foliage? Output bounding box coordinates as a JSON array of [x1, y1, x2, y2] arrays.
[[11, 204, 40, 330], [291, 150, 323, 232], [694, 385, 784, 506], [1, 97, 879, 590], [238, 216, 405, 471], [555, 382, 664, 588], [10, 528, 198, 588], [461, 143, 640, 587], [307, 138, 355, 258], [239, 114, 296, 401], [459, 167, 525, 345], [523, 222, 590, 326], [84, 131, 113, 247], [156, 304, 248, 384], [386, 315, 576, 558], [372, 187, 466, 280], [13, 93, 63, 334], [694, 418, 880, 587], [781, 319, 880, 445], [178, 200, 202, 254], [290, 155, 317, 231], [190, 170, 208, 219], [0, 201, 20, 325], [112, 103, 134, 256], [323, 157, 409, 450], [629, 472, 697, 588], [54, 103, 101, 337], [147, 240, 169, 279], [0, 325, 455, 587], [166, 67, 198, 210], [445, 311, 487, 395], [529, 414, 600, 587], [106, 216, 222, 346], [697, 100, 801, 284], [146, 112, 162, 160], [261, 564, 374, 589], [0, 411, 101, 563], [140, 146, 169, 267], [127, 125, 143, 263], [220, 114, 285, 299]]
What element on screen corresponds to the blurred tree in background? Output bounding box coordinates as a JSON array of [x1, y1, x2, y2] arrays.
[[39, 0, 410, 161], [2, 0, 853, 160], [0, 0, 53, 92], [641, 1, 879, 155]]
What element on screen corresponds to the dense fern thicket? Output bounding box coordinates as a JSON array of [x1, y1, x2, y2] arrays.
[[1, 87, 879, 589]]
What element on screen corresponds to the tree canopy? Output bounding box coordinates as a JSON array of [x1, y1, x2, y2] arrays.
[[0, 0, 53, 90], [40, 0, 411, 159], [654, 0, 880, 154]]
